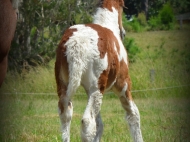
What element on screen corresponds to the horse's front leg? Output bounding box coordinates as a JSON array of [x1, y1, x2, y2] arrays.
[[81, 90, 103, 142]]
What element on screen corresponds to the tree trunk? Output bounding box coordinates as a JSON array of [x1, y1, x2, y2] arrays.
[[141, 0, 148, 20]]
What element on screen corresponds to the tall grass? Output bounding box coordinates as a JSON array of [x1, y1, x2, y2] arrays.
[[0, 29, 190, 141], [0, 60, 56, 94], [128, 30, 190, 98]]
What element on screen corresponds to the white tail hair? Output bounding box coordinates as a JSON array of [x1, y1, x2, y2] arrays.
[[65, 36, 89, 97]]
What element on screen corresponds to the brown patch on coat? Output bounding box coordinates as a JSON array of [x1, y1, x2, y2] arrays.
[[55, 28, 77, 113], [115, 59, 132, 100], [100, 0, 124, 12], [98, 70, 109, 93], [86, 24, 120, 58], [86, 24, 120, 94], [55, 28, 77, 97], [0, 0, 17, 86]]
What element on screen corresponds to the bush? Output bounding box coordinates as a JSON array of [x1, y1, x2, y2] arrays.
[[123, 13, 148, 32], [160, 3, 175, 25], [122, 14, 130, 31], [148, 16, 162, 30], [9, 0, 96, 72], [123, 38, 141, 62], [131, 17, 142, 32], [138, 13, 147, 26], [148, 3, 175, 30], [123, 15, 142, 32]]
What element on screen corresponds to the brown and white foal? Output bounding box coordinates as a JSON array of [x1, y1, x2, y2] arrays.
[[0, 0, 17, 87], [55, 0, 143, 141]]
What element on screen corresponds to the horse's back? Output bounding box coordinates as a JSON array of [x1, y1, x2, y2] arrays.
[[57, 23, 122, 92]]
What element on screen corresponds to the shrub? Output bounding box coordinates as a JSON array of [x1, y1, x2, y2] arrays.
[[160, 3, 175, 25], [131, 17, 142, 32], [123, 13, 148, 32], [123, 38, 141, 62], [148, 3, 175, 30], [138, 13, 147, 26], [148, 16, 161, 30], [123, 15, 142, 32], [122, 13, 129, 30]]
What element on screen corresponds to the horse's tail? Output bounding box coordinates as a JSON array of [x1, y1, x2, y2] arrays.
[[65, 37, 88, 97]]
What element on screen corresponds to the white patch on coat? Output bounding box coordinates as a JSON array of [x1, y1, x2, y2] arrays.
[[65, 25, 109, 96], [93, 7, 120, 36], [93, 6, 128, 65]]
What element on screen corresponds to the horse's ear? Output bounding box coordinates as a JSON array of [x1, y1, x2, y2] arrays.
[[119, 0, 124, 7]]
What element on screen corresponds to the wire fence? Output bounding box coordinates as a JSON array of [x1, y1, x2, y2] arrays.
[[1, 84, 190, 96]]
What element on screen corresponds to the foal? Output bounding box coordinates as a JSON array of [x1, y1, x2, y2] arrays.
[[0, 0, 17, 86], [55, 0, 143, 141]]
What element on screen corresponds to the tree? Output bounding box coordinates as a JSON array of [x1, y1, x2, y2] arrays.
[[124, 0, 148, 20], [141, 0, 148, 20], [9, 0, 97, 71], [124, 0, 190, 21], [169, 0, 190, 14], [123, 0, 138, 20]]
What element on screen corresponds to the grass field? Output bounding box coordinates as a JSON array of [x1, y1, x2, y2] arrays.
[[0, 28, 190, 141], [0, 94, 190, 142]]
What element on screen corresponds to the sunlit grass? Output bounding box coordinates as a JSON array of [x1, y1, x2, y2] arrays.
[[0, 94, 189, 141]]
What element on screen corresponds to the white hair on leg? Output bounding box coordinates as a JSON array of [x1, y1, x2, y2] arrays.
[[126, 101, 143, 142], [116, 83, 143, 142], [94, 113, 103, 142], [81, 91, 103, 142], [59, 100, 73, 142]]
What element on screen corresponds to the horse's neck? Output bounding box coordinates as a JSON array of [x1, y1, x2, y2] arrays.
[[93, 7, 120, 36]]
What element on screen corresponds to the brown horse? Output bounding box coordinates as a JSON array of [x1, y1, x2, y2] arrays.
[[55, 0, 143, 141], [0, 0, 17, 87]]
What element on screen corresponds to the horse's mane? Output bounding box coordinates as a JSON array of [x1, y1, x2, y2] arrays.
[[97, 0, 124, 11]]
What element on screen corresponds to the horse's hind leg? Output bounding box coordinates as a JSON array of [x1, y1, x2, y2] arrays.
[[115, 81, 143, 142], [81, 90, 103, 142], [119, 92, 143, 142], [57, 82, 73, 142], [114, 59, 143, 142]]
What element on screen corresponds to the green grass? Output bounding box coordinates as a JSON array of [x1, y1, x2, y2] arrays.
[[0, 28, 190, 141], [128, 29, 190, 97], [0, 94, 189, 141]]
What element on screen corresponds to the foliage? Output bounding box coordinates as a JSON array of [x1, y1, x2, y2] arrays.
[[148, 16, 162, 30], [159, 3, 175, 25], [168, 0, 190, 14], [126, 0, 190, 17], [8, 0, 190, 72], [123, 13, 148, 32], [123, 38, 141, 62], [148, 0, 165, 18], [137, 12, 147, 26], [130, 17, 142, 32], [9, 0, 97, 71], [148, 3, 175, 30]]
